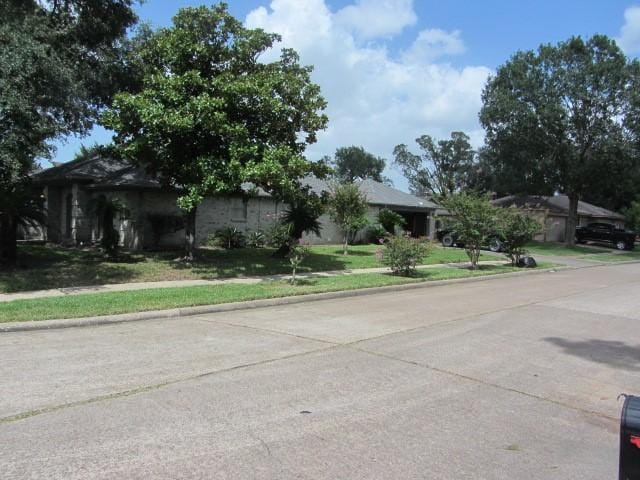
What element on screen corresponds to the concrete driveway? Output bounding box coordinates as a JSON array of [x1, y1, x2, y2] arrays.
[[2, 263, 640, 479]]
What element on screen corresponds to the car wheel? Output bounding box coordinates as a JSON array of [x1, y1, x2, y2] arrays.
[[441, 234, 455, 248], [488, 238, 503, 252], [616, 240, 628, 251], [575, 237, 586, 244]]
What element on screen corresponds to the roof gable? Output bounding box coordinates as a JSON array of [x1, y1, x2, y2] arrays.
[[493, 195, 624, 220]]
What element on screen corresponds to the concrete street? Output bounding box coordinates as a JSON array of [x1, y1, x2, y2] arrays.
[[2, 262, 640, 479]]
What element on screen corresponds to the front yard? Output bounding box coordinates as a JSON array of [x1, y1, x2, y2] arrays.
[[524, 241, 606, 257], [1, 244, 487, 294], [0, 264, 553, 323]]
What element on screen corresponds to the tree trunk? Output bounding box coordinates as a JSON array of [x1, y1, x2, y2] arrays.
[[184, 207, 197, 261], [0, 214, 18, 267], [343, 234, 349, 255], [565, 192, 579, 246]]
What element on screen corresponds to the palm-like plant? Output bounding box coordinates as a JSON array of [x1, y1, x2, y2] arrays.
[[273, 194, 325, 257], [87, 196, 128, 258], [0, 184, 47, 266]]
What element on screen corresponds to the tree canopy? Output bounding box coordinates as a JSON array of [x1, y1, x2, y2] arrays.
[[102, 4, 328, 259], [330, 146, 389, 184], [0, 0, 139, 265], [393, 131, 475, 199], [479, 34, 640, 244]]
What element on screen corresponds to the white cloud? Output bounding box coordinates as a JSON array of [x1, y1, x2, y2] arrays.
[[617, 5, 640, 55], [334, 0, 417, 39], [246, 0, 492, 189], [402, 28, 466, 64]]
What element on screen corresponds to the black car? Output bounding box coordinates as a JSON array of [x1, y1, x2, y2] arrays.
[[436, 229, 505, 252], [575, 222, 636, 250]]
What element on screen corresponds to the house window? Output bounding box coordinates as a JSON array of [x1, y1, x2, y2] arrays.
[[231, 197, 248, 222]]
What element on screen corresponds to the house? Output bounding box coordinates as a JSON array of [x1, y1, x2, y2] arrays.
[[492, 194, 626, 242], [31, 155, 439, 249]]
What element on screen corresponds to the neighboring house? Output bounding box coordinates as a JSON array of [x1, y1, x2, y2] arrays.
[[31, 155, 439, 249], [492, 194, 626, 242]]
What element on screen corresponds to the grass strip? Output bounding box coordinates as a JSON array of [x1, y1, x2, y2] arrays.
[[524, 241, 605, 257], [0, 264, 556, 323], [579, 251, 640, 263], [1, 244, 485, 294]]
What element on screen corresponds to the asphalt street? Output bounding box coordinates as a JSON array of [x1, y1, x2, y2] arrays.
[[2, 262, 640, 479]]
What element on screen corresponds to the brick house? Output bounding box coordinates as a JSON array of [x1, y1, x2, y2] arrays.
[[32, 155, 439, 249], [492, 195, 626, 242]]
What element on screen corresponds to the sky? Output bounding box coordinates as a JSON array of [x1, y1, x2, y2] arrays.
[[48, 0, 640, 191]]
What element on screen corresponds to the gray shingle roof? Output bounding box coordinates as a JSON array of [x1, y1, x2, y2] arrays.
[[33, 155, 131, 184], [34, 155, 434, 209], [356, 179, 438, 209], [493, 195, 624, 220]]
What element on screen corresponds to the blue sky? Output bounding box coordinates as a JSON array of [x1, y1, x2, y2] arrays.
[[49, 0, 640, 189]]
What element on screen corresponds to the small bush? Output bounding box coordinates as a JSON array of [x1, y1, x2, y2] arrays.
[[367, 223, 389, 244], [377, 208, 406, 234], [379, 235, 430, 276], [210, 226, 246, 249], [498, 210, 541, 266], [246, 230, 266, 249], [265, 222, 293, 248], [287, 241, 311, 284]]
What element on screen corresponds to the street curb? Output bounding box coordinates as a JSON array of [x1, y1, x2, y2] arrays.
[[0, 266, 564, 333]]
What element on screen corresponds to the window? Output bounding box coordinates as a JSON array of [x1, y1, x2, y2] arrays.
[[231, 197, 248, 222]]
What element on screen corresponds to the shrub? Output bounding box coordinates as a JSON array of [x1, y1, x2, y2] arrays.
[[377, 208, 406, 234], [87, 196, 128, 259], [498, 209, 541, 266], [379, 235, 430, 276], [367, 223, 389, 244], [246, 230, 266, 248], [287, 241, 311, 284], [441, 194, 500, 269], [211, 226, 245, 249], [265, 222, 293, 248]]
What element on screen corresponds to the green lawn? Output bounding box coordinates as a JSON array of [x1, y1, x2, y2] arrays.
[[0, 264, 552, 323], [0, 244, 484, 294], [524, 241, 606, 257], [580, 251, 640, 263]]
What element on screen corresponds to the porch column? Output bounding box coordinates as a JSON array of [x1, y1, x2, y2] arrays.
[[42, 186, 49, 242], [71, 183, 79, 244], [427, 214, 436, 240]]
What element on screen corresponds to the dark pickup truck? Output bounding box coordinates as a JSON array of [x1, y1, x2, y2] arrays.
[[436, 229, 505, 252], [575, 222, 636, 250]]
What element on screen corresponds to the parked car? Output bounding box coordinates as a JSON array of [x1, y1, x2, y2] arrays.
[[575, 222, 636, 250], [436, 229, 504, 252]]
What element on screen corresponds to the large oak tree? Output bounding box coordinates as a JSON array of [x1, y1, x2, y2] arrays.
[[480, 35, 640, 245], [102, 4, 328, 260], [330, 146, 389, 184], [393, 131, 475, 199], [0, 0, 139, 265]]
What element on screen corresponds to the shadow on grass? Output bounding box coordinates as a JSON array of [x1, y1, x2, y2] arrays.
[[544, 337, 640, 372], [0, 245, 145, 293], [184, 247, 352, 280]]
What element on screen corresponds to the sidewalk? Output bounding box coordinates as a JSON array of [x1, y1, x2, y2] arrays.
[[0, 260, 510, 303]]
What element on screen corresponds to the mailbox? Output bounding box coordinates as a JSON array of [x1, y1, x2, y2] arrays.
[[620, 395, 640, 479]]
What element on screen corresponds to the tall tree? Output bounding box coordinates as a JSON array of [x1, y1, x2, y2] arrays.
[[393, 131, 475, 199], [102, 4, 328, 260], [480, 35, 640, 245], [331, 146, 389, 184], [0, 0, 139, 265]]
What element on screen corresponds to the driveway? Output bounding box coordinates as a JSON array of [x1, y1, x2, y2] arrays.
[[2, 263, 640, 479]]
